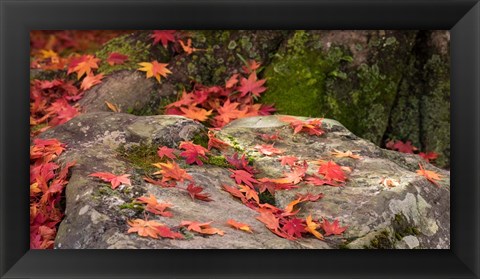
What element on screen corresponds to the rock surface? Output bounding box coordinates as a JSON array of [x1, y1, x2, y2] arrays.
[[40, 113, 450, 249]]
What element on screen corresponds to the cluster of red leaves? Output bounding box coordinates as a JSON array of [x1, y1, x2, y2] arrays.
[[30, 138, 75, 249], [386, 139, 438, 163], [220, 126, 350, 241], [30, 79, 82, 136], [164, 62, 275, 128]]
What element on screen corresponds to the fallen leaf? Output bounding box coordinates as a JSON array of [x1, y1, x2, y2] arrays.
[[322, 218, 347, 236], [89, 172, 131, 189], [105, 101, 120, 112], [330, 149, 361, 160], [305, 215, 324, 240], [106, 52, 128, 66], [227, 219, 253, 233], [416, 163, 442, 187], [138, 61, 172, 83]]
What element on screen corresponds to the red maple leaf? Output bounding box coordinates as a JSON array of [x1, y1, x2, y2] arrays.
[[179, 141, 209, 165], [157, 146, 177, 160], [207, 131, 229, 150], [80, 73, 104, 91], [283, 218, 306, 239], [279, 156, 299, 167], [186, 183, 213, 202], [151, 30, 176, 48], [254, 144, 284, 156], [242, 60, 261, 74], [106, 52, 128, 66], [89, 172, 131, 189], [321, 218, 348, 236], [296, 192, 324, 202], [152, 161, 193, 182], [214, 99, 248, 127], [419, 151, 438, 162], [387, 140, 418, 154], [135, 194, 173, 217], [318, 161, 346, 183], [238, 72, 267, 98], [304, 174, 337, 186], [225, 152, 256, 174], [229, 169, 258, 188], [222, 184, 247, 203], [225, 74, 239, 88]]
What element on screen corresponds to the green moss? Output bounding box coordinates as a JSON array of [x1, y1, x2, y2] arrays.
[[95, 34, 153, 75], [258, 191, 276, 205], [117, 143, 159, 173], [119, 202, 144, 211], [261, 31, 353, 118], [192, 132, 209, 149], [201, 155, 234, 168], [367, 230, 394, 249], [392, 213, 421, 239]]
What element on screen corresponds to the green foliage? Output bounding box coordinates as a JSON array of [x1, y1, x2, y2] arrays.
[[117, 143, 159, 173], [95, 34, 152, 75]]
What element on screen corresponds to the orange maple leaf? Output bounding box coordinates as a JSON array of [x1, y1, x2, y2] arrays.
[[179, 105, 212, 122], [127, 218, 183, 239], [178, 38, 203, 55], [135, 194, 173, 217], [138, 61, 172, 83], [72, 55, 100, 80], [80, 73, 104, 91], [227, 219, 253, 233], [152, 161, 192, 182], [89, 172, 131, 189], [416, 163, 443, 187], [305, 215, 324, 240], [330, 149, 361, 160]]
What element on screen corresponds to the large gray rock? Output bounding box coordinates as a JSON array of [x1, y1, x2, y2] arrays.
[[41, 114, 449, 249]]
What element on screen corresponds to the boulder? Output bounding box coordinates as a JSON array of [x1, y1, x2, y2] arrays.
[[39, 113, 449, 249]]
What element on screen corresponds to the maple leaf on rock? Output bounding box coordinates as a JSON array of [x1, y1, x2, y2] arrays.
[[143, 176, 177, 188], [416, 163, 442, 187], [127, 218, 183, 239], [318, 161, 346, 184], [279, 156, 298, 167], [105, 101, 120, 112], [284, 198, 302, 214], [279, 116, 325, 136], [89, 172, 131, 189], [227, 219, 253, 233], [186, 183, 213, 202], [238, 72, 267, 98], [254, 144, 284, 156], [305, 215, 324, 240], [260, 131, 282, 142], [151, 30, 176, 48], [70, 55, 100, 79], [180, 220, 225, 236], [222, 184, 247, 203], [106, 52, 128, 66], [321, 218, 347, 236], [179, 141, 209, 165], [214, 99, 248, 127], [229, 169, 258, 188], [138, 61, 172, 83], [135, 194, 173, 217], [152, 161, 192, 182], [296, 192, 324, 202], [80, 73, 104, 91], [157, 146, 177, 160], [238, 184, 260, 204], [179, 106, 212, 122], [225, 152, 256, 174], [283, 218, 306, 239], [330, 149, 361, 160], [207, 131, 229, 151]]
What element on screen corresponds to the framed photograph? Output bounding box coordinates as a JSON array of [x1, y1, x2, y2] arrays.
[[1, 0, 479, 278]]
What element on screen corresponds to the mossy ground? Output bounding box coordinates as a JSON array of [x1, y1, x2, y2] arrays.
[[117, 143, 159, 173]]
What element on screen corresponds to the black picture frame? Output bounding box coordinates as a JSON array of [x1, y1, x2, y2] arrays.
[[1, 0, 479, 278]]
